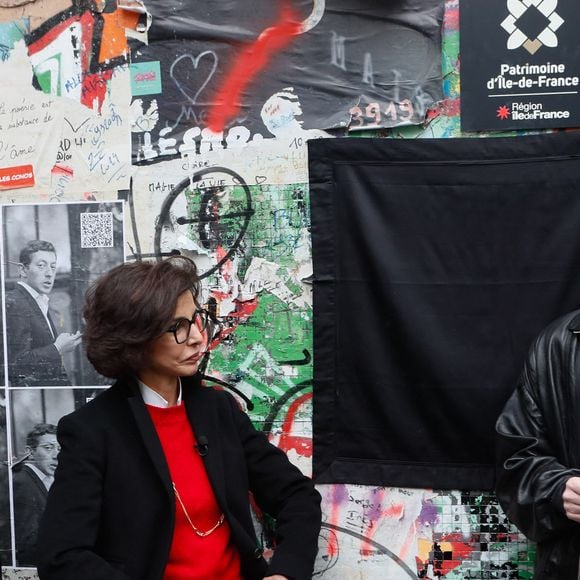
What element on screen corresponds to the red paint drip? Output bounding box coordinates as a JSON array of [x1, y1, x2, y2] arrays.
[[207, 4, 302, 133], [81, 70, 113, 110], [207, 296, 259, 349], [359, 488, 387, 557], [51, 164, 74, 176], [278, 392, 313, 457], [326, 486, 347, 558], [383, 503, 405, 519]]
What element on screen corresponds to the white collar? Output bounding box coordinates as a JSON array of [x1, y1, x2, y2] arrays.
[[18, 281, 48, 303], [138, 378, 182, 408], [24, 463, 53, 490]]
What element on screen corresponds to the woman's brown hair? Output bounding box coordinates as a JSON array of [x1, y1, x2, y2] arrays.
[[83, 256, 201, 378]]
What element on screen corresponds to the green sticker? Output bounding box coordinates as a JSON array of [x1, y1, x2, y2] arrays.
[[130, 61, 162, 96]]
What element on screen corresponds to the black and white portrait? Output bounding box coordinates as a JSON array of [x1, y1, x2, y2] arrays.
[[2, 201, 125, 388], [9, 387, 105, 568]]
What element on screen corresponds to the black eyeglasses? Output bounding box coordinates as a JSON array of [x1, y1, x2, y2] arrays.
[[166, 309, 212, 344]]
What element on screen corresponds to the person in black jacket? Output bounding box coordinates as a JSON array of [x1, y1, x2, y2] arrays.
[[496, 310, 580, 580], [37, 256, 321, 580], [5, 240, 81, 386], [13, 423, 59, 566]]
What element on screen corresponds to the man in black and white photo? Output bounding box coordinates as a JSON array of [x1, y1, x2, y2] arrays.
[[5, 240, 81, 386], [12, 423, 59, 567]]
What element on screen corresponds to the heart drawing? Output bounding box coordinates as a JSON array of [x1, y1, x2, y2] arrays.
[[169, 51, 219, 106]]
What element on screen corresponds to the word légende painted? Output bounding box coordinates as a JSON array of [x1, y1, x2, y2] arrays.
[[137, 125, 265, 161]]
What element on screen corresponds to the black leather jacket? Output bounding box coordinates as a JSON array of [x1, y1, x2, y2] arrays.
[[496, 310, 580, 580]]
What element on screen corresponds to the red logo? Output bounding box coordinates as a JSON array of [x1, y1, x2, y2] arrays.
[[496, 105, 511, 120], [0, 164, 35, 189], [134, 72, 156, 82]]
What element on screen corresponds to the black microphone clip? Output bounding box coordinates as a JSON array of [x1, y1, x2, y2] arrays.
[[195, 435, 209, 457]]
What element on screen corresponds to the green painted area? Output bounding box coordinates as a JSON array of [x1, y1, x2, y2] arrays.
[[180, 181, 313, 422], [35, 69, 55, 95], [208, 292, 313, 421]]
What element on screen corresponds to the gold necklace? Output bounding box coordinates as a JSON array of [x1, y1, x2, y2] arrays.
[[172, 482, 225, 537]]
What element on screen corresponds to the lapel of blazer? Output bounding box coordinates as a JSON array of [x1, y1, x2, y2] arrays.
[[46, 310, 59, 338], [23, 464, 49, 498], [182, 374, 228, 512], [16, 285, 56, 340], [125, 377, 173, 497]]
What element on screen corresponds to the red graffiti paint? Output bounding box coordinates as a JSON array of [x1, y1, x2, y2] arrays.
[[444, 3, 459, 31], [359, 491, 406, 558], [207, 295, 259, 349], [28, 11, 94, 61], [359, 487, 387, 557], [81, 70, 113, 109], [27, 10, 117, 112], [426, 97, 461, 122], [278, 392, 313, 457], [207, 3, 302, 133], [415, 533, 476, 576], [326, 486, 348, 558]]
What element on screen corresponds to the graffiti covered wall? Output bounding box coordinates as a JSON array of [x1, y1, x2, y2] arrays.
[[0, 0, 535, 578]]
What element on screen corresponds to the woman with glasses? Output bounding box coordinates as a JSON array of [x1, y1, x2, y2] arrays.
[[37, 256, 321, 580]]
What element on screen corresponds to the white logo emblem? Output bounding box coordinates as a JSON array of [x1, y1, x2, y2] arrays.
[[501, 0, 564, 55]]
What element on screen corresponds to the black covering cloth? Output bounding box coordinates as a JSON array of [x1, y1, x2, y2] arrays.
[[309, 132, 580, 490]]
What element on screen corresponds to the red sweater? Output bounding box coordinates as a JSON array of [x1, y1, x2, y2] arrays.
[[147, 404, 242, 580]]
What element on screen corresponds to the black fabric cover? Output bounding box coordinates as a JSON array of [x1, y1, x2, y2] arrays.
[[309, 132, 580, 490]]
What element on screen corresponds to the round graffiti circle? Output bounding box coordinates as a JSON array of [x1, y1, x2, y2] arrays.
[[153, 166, 254, 279]]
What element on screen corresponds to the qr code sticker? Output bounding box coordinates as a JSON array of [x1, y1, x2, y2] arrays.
[[80, 212, 114, 248]]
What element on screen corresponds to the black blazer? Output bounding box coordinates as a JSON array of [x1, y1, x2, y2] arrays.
[[13, 465, 48, 566], [37, 374, 321, 580], [5, 285, 69, 386]]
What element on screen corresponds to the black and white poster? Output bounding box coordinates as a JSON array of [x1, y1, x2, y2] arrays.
[[8, 388, 105, 568], [0, 199, 123, 569], [1, 202, 125, 389], [460, 0, 580, 131]]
